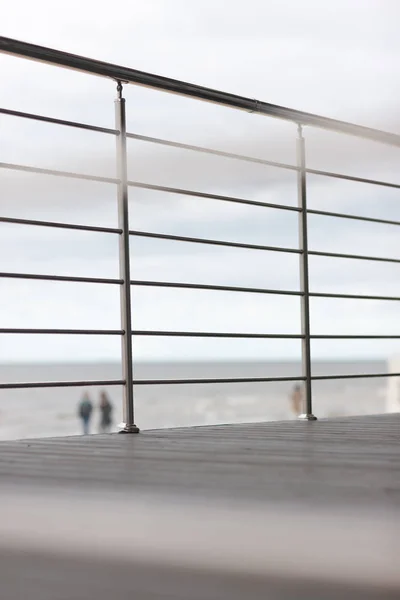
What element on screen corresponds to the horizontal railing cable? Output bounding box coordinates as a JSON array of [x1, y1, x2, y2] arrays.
[[131, 228, 400, 264], [2, 372, 400, 390], [133, 372, 400, 385], [3, 330, 398, 340], [2, 36, 400, 147], [0, 107, 118, 135], [10, 165, 399, 223], [0, 272, 123, 285], [310, 334, 400, 339], [131, 280, 400, 301], [309, 249, 400, 265], [0, 379, 126, 390], [307, 167, 400, 190], [0, 328, 124, 335], [132, 330, 304, 339], [127, 132, 400, 191], [128, 331, 400, 340], [0, 162, 118, 184], [129, 229, 301, 255], [127, 132, 297, 171], [133, 331, 400, 340], [128, 375, 306, 386], [312, 372, 400, 381], [2, 210, 398, 240], [0, 215, 122, 235], [127, 180, 300, 213], [1, 161, 300, 214], [310, 291, 400, 302], [308, 208, 400, 228], [130, 279, 302, 296]]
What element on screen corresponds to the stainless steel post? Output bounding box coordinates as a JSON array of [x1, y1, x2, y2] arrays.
[[297, 125, 317, 421], [115, 82, 139, 433]]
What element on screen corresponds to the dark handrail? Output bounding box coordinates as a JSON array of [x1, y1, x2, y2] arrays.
[[1, 36, 400, 147]]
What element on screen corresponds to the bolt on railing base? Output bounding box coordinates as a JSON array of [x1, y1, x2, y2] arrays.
[[118, 422, 140, 434], [298, 413, 318, 421]]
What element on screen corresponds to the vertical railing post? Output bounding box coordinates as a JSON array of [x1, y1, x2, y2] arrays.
[[115, 81, 139, 433], [296, 124, 317, 421]]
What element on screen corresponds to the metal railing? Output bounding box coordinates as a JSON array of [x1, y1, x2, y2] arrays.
[[1, 36, 400, 431]]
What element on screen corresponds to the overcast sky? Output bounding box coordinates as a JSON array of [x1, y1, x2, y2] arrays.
[[1, 0, 400, 362]]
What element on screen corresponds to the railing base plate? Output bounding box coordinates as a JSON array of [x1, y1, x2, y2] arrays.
[[298, 413, 318, 421], [118, 423, 140, 434]]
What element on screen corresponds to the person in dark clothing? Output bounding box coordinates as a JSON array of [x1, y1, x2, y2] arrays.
[[99, 391, 113, 433], [78, 393, 93, 435]]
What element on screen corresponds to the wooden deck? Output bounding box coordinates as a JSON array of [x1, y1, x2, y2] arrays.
[[0, 413, 399, 599], [1, 413, 399, 509]]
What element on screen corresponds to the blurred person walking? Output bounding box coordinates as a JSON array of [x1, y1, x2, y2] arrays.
[[99, 391, 113, 433], [290, 384, 304, 417], [78, 393, 93, 435]]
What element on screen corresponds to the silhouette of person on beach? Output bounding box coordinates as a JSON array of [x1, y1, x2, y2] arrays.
[[78, 393, 93, 435], [290, 384, 304, 416], [99, 391, 113, 433]]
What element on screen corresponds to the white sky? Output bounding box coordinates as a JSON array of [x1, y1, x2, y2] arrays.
[[1, 0, 400, 362]]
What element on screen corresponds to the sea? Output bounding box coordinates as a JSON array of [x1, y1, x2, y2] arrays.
[[0, 359, 390, 441]]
